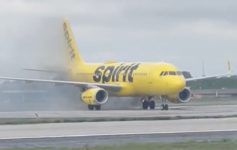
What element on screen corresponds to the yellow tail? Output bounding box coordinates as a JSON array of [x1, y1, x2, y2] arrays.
[[63, 19, 84, 68]]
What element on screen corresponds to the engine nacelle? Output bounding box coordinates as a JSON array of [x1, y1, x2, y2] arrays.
[[167, 87, 191, 103], [81, 88, 108, 105]]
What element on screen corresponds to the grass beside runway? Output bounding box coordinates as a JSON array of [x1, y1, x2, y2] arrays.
[[3, 139, 237, 150]]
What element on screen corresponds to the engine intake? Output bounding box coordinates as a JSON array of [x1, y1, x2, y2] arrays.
[[81, 88, 108, 105], [167, 87, 191, 103], [178, 87, 191, 103]]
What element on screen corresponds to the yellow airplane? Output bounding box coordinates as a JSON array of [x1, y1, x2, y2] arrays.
[[0, 19, 230, 110]]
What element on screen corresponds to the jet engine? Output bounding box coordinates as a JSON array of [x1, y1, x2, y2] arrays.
[[81, 88, 108, 105], [167, 87, 191, 103]]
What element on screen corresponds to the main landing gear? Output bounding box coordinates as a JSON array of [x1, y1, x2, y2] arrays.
[[142, 96, 156, 110], [88, 105, 101, 110], [141, 96, 169, 110]]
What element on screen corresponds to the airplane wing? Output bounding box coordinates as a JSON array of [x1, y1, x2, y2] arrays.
[[186, 73, 231, 82], [186, 61, 233, 82], [23, 68, 61, 74], [0, 76, 121, 92]]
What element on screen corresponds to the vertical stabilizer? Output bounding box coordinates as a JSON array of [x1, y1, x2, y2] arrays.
[[63, 19, 84, 68]]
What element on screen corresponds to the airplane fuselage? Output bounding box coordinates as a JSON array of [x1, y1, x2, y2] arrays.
[[69, 62, 186, 97]]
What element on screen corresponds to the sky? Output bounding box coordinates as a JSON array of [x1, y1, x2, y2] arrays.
[[0, 0, 237, 77]]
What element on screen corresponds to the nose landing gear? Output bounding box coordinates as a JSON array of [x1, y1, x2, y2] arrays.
[[161, 96, 169, 110]]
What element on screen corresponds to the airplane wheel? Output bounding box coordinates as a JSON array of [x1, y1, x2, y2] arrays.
[[142, 100, 149, 110], [95, 105, 101, 110], [149, 100, 155, 110], [88, 105, 94, 110], [88, 105, 101, 110], [161, 104, 169, 110]]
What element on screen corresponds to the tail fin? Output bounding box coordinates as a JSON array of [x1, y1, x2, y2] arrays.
[[63, 19, 84, 68]]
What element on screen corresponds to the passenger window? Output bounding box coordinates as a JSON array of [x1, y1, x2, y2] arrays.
[[163, 72, 168, 76], [160, 72, 164, 76]]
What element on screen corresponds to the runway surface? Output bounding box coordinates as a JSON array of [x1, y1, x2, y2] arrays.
[[0, 118, 237, 148], [0, 96, 237, 119], [0, 103, 237, 119], [0, 97, 237, 148]]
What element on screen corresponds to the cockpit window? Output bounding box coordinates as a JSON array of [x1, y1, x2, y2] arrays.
[[177, 71, 183, 75], [160, 71, 183, 76], [169, 71, 176, 75]]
